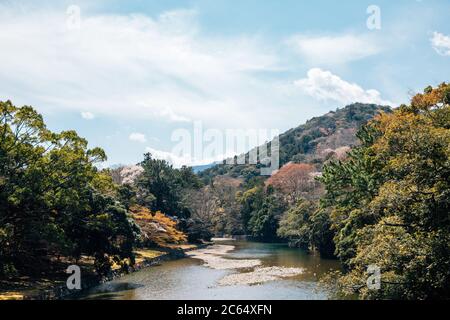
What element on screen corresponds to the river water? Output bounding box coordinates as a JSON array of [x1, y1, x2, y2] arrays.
[[77, 241, 340, 300]]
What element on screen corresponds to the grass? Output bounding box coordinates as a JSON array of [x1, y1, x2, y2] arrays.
[[134, 249, 166, 264], [164, 243, 198, 250], [0, 291, 24, 300]]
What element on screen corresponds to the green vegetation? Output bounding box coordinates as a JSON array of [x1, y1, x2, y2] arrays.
[[246, 188, 286, 242], [199, 103, 391, 184], [318, 83, 450, 299], [0, 100, 210, 287], [2, 83, 449, 300], [194, 87, 450, 299], [0, 101, 137, 277], [277, 199, 317, 250]]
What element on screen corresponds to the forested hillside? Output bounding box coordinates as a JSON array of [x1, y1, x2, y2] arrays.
[[192, 83, 450, 300], [199, 103, 391, 183], [192, 103, 392, 242]]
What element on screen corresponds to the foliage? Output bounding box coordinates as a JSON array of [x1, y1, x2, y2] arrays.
[[0, 100, 137, 276], [266, 163, 321, 204], [277, 199, 335, 257], [246, 189, 286, 242], [237, 186, 265, 234], [137, 154, 202, 218], [277, 199, 316, 250], [319, 83, 450, 299], [131, 206, 187, 247]]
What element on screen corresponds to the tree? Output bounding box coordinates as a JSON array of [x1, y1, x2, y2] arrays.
[[137, 154, 203, 218], [0, 101, 137, 276], [277, 199, 316, 250], [277, 199, 335, 257], [247, 188, 286, 242], [131, 206, 187, 248], [319, 124, 385, 268], [137, 154, 182, 216], [187, 186, 220, 234], [266, 163, 321, 204], [319, 83, 450, 299], [237, 186, 265, 234]]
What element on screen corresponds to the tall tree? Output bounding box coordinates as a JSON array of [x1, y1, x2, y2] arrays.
[[319, 83, 450, 299], [0, 101, 137, 276]]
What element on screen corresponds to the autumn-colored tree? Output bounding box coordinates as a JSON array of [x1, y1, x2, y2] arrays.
[[266, 162, 320, 204], [131, 206, 187, 247]]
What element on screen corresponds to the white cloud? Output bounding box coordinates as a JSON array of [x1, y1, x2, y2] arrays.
[[0, 6, 282, 128], [144, 146, 230, 168], [431, 31, 450, 56], [294, 68, 393, 106], [129, 132, 147, 143], [81, 111, 95, 120], [145, 147, 192, 168], [287, 34, 381, 65]]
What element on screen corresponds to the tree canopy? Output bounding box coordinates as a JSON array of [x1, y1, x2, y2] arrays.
[[0, 101, 138, 276], [319, 83, 450, 299]]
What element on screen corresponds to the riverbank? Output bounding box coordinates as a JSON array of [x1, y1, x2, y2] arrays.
[[0, 243, 209, 300]]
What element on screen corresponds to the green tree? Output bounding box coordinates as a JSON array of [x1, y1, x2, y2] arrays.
[[137, 153, 183, 216], [277, 199, 315, 250], [0, 101, 137, 276], [319, 84, 450, 299], [248, 189, 286, 242], [237, 186, 265, 234], [277, 199, 335, 257]]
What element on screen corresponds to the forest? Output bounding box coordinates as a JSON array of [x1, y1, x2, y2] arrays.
[[0, 102, 210, 281], [1, 83, 449, 300], [192, 83, 450, 299]]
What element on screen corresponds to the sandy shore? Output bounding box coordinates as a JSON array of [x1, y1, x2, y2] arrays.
[[218, 266, 305, 286], [187, 245, 261, 270], [188, 244, 305, 286]]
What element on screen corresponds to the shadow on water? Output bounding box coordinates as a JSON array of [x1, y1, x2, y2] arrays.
[[71, 282, 145, 300]]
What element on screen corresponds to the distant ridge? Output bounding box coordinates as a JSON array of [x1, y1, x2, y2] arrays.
[[191, 162, 217, 173]]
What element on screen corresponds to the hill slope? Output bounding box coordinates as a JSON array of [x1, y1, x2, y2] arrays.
[[199, 103, 391, 182]]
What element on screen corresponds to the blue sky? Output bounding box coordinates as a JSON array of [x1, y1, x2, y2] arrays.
[[0, 0, 449, 167]]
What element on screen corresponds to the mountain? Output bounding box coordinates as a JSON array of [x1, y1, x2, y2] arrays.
[[191, 162, 218, 173], [198, 103, 392, 182]]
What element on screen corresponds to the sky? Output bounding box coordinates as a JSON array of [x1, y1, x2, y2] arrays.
[[0, 0, 449, 167]]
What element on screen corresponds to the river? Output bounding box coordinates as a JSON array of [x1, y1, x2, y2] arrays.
[[77, 241, 340, 300]]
